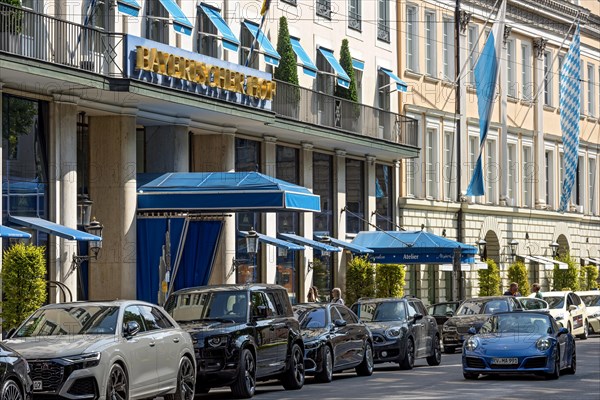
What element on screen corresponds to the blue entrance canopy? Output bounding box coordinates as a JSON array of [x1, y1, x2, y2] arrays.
[[137, 172, 321, 212], [243, 20, 281, 67], [351, 230, 476, 264], [0, 225, 31, 239], [290, 37, 318, 78], [379, 67, 408, 93], [116, 0, 140, 17], [158, 0, 193, 36], [9, 216, 102, 241], [240, 231, 304, 251], [315, 235, 373, 254], [279, 233, 341, 253], [199, 3, 240, 52], [318, 47, 350, 89]]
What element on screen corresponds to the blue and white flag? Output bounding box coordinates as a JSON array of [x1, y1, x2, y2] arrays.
[[558, 25, 581, 213], [466, 0, 506, 196]]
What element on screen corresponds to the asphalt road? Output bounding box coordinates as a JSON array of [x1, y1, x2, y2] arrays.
[[197, 335, 600, 400]]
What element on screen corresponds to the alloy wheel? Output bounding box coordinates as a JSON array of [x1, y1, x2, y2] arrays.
[[107, 364, 128, 400], [2, 380, 22, 400]]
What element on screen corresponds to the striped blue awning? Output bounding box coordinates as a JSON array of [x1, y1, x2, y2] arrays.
[[315, 235, 373, 254], [318, 47, 350, 89], [243, 20, 281, 67], [279, 233, 341, 253], [352, 59, 365, 71], [240, 231, 305, 251], [9, 216, 102, 241], [116, 0, 140, 17], [0, 225, 31, 239], [199, 3, 240, 52], [379, 67, 408, 93], [290, 37, 317, 78], [158, 0, 193, 36]]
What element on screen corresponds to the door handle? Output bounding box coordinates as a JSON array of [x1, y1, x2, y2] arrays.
[[149, 341, 156, 347], [173, 337, 180, 343]]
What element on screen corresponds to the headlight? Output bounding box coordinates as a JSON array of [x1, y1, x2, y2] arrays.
[[443, 324, 457, 332], [62, 352, 101, 369], [385, 327, 401, 339], [536, 338, 551, 351], [464, 337, 479, 351], [554, 312, 564, 321], [207, 335, 228, 348], [304, 341, 320, 350]]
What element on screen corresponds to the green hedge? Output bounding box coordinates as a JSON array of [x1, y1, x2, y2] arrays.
[[375, 264, 405, 298], [507, 260, 530, 296], [553, 253, 579, 291], [478, 259, 501, 296], [345, 256, 375, 305]]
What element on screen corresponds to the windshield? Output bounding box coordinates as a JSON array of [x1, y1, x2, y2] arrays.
[[518, 298, 548, 310], [479, 314, 551, 335], [457, 299, 508, 315], [544, 296, 565, 309], [14, 306, 119, 337], [580, 295, 600, 307], [356, 301, 406, 322], [165, 291, 249, 323], [297, 308, 327, 329]]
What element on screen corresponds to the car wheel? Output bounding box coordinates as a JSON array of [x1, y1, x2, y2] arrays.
[[165, 357, 195, 400], [443, 346, 456, 354], [399, 338, 415, 370], [355, 342, 374, 376], [564, 345, 576, 375], [426, 336, 442, 366], [545, 352, 560, 380], [577, 321, 588, 340], [282, 343, 305, 390], [230, 348, 256, 398], [315, 346, 333, 383], [2, 379, 23, 400], [106, 364, 128, 400], [463, 372, 478, 380]]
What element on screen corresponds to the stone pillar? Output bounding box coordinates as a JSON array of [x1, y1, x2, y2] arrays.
[[334, 149, 347, 290], [145, 124, 190, 173], [459, 11, 471, 198], [533, 37, 548, 209], [500, 26, 512, 206], [88, 112, 137, 300], [366, 155, 376, 231], [263, 136, 278, 285], [393, 160, 401, 229], [300, 142, 314, 300]]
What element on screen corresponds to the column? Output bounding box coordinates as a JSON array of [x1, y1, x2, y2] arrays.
[[300, 142, 314, 300], [366, 155, 376, 231], [499, 26, 512, 206], [263, 136, 278, 285], [88, 112, 137, 300], [145, 123, 190, 172], [334, 149, 347, 290], [533, 37, 548, 209]]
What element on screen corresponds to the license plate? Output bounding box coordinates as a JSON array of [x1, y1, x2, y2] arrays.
[[492, 357, 518, 365], [33, 381, 43, 391]]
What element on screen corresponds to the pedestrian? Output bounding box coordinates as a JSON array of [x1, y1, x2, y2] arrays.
[[330, 287, 344, 305], [531, 283, 543, 299], [307, 286, 320, 302], [503, 282, 521, 297]]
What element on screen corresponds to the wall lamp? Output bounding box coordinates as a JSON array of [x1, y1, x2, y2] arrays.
[[477, 239, 487, 260], [509, 239, 519, 262], [72, 218, 104, 267], [550, 241, 559, 258]]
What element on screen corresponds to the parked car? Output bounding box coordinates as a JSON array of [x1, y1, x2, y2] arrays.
[[0, 343, 32, 400], [542, 291, 589, 339], [427, 301, 461, 335], [462, 311, 575, 380], [3, 300, 196, 400], [351, 296, 441, 370], [293, 303, 374, 383], [442, 296, 523, 353], [576, 290, 600, 334], [164, 284, 304, 398]]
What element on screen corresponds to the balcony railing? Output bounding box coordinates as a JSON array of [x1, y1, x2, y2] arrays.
[[0, 3, 124, 77], [316, 0, 332, 19], [273, 80, 418, 147], [348, 10, 362, 32]]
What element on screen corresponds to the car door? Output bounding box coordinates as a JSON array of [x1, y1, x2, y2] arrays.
[[551, 318, 568, 368], [121, 305, 159, 398], [266, 290, 290, 372], [335, 305, 363, 365], [414, 301, 437, 356], [406, 301, 425, 356], [251, 291, 279, 376], [329, 306, 352, 368], [568, 293, 585, 332]]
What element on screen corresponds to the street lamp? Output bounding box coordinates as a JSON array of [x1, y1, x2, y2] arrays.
[[550, 241, 559, 258], [477, 239, 487, 260], [509, 239, 519, 262], [77, 194, 93, 227]]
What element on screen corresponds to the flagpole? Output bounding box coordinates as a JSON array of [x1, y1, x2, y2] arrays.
[[245, 0, 271, 68]]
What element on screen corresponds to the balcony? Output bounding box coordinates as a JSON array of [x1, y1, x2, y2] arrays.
[[316, 0, 332, 19], [273, 80, 418, 147]]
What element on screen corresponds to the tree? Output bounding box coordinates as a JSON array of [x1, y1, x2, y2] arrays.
[[478, 259, 501, 296], [1, 243, 47, 331], [553, 252, 579, 291], [345, 256, 375, 306], [507, 260, 530, 296], [274, 16, 298, 85], [375, 264, 405, 298], [579, 265, 599, 291], [334, 39, 358, 102]]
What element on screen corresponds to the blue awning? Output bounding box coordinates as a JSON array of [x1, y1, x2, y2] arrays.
[[158, 0, 193, 36], [243, 20, 281, 66], [0, 225, 31, 239], [9, 216, 102, 241], [379, 67, 408, 93], [279, 233, 341, 253], [290, 37, 317, 78], [352, 231, 477, 264], [352, 59, 365, 71], [240, 231, 304, 251], [317, 47, 350, 89], [315, 235, 373, 254], [137, 172, 321, 213], [199, 3, 240, 52], [116, 0, 140, 17]]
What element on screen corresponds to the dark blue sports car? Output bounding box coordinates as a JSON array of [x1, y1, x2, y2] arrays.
[[462, 311, 576, 380]]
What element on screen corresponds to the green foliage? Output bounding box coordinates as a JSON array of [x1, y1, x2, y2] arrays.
[[552, 253, 579, 291], [1, 243, 47, 330], [579, 265, 599, 291], [507, 260, 530, 296], [2, 97, 37, 158], [478, 259, 502, 296], [334, 39, 358, 103], [274, 16, 299, 85], [375, 264, 405, 298], [0, 0, 23, 34], [345, 256, 375, 306]]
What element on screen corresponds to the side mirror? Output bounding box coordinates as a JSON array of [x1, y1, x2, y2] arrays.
[[413, 313, 423, 322], [557, 327, 569, 336], [568, 305, 577, 311], [123, 321, 140, 338], [468, 327, 477, 335], [333, 319, 347, 328], [445, 310, 455, 317]]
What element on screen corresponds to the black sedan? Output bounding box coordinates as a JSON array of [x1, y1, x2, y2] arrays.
[[0, 343, 32, 400], [293, 303, 374, 383]]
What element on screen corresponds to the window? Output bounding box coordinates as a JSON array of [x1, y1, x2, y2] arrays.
[[426, 128, 438, 199], [589, 158, 596, 214], [378, 0, 390, 43], [425, 11, 436, 77], [346, 158, 365, 234], [377, 70, 390, 111], [507, 143, 516, 203], [406, 159, 416, 197], [240, 25, 259, 69], [506, 39, 516, 97], [84, 0, 107, 30], [313, 153, 334, 234], [523, 146, 533, 207], [317, 51, 335, 96], [197, 9, 218, 57], [486, 139, 497, 204], [468, 25, 478, 86], [521, 43, 532, 100], [588, 64, 596, 116], [580, 60, 584, 114], [559, 152, 565, 196], [354, 64, 363, 103], [544, 51, 553, 106], [443, 130, 456, 201], [558, 55, 564, 90], [469, 135, 479, 194], [139, 306, 162, 331], [576, 155, 585, 207], [123, 306, 147, 332], [442, 17, 455, 80], [406, 5, 418, 71], [21, 0, 35, 8], [375, 164, 393, 230], [545, 150, 555, 209], [146, 0, 168, 44], [316, 0, 331, 19], [349, 0, 361, 31]]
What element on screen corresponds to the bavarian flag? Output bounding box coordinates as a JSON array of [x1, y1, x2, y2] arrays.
[[260, 0, 271, 16]]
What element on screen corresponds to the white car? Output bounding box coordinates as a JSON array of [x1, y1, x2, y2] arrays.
[[3, 300, 196, 400], [576, 290, 600, 334], [542, 291, 589, 339]]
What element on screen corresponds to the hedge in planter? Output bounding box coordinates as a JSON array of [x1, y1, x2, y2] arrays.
[[507, 260, 530, 296], [478, 259, 501, 296], [345, 256, 375, 306], [579, 264, 599, 291], [1, 243, 47, 331], [375, 264, 405, 298], [553, 252, 579, 291]]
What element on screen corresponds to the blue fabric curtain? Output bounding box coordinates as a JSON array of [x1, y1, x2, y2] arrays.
[[136, 218, 168, 303]]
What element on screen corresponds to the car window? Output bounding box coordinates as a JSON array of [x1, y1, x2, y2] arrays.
[[266, 292, 284, 316], [406, 301, 418, 317], [123, 306, 147, 332], [566, 294, 574, 306], [330, 306, 342, 323], [297, 307, 327, 329], [411, 301, 427, 315], [336, 306, 357, 323], [580, 294, 600, 307], [138, 306, 162, 331], [483, 300, 509, 314], [151, 307, 174, 329], [572, 293, 583, 306], [545, 296, 565, 309], [251, 291, 276, 318], [166, 291, 249, 323]]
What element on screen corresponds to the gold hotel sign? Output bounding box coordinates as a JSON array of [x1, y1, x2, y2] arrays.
[[135, 45, 276, 101]]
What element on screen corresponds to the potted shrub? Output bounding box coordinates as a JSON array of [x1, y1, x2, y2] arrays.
[[345, 255, 375, 306], [553, 252, 579, 291], [375, 264, 405, 298], [274, 16, 300, 118], [507, 260, 530, 296], [334, 39, 360, 129], [477, 259, 501, 296]]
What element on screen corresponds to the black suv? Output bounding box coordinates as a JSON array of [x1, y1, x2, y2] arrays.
[[351, 296, 441, 370], [164, 284, 305, 398]]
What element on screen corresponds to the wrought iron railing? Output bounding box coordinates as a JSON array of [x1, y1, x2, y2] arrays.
[[348, 10, 362, 31], [377, 22, 391, 43], [273, 80, 418, 147], [316, 0, 332, 19], [0, 3, 125, 77]]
